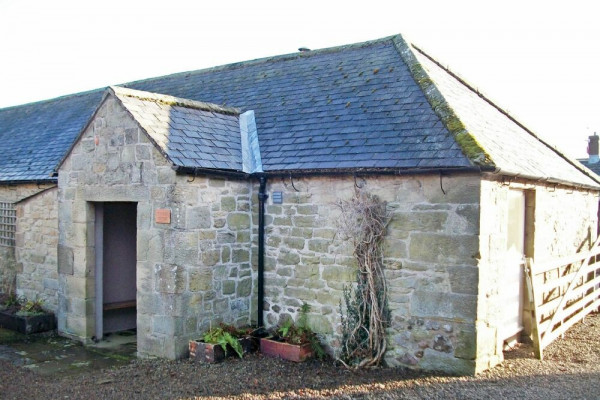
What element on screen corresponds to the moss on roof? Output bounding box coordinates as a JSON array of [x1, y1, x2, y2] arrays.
[[392, 35, 494, 168]]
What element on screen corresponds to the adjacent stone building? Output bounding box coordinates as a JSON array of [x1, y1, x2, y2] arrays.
[[1, 34, 599, 374]]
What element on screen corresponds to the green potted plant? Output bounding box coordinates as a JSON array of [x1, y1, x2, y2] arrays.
[[260, 303, 325, 362], [189, 323, 262, 363], [0, 294, 56, 334]]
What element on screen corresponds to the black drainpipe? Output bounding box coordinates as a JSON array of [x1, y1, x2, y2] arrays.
[[257, 176, 268, 327]]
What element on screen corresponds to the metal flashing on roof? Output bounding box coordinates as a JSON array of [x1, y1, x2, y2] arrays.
[[240, 110, 263, 173]]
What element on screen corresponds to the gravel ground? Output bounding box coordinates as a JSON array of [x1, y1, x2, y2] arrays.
[[1, 313, 599, 400]]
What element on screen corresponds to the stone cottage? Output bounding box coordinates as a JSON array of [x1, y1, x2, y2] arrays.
[[1, 34, 599, 374]]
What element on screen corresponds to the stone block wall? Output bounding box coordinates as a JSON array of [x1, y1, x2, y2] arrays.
[[0, 246, 16, 294], [260, 173, 481, 374], [0, 184, 54, 203], [477, 176, 599, 372], [15, 187, 59, 310], [57, 94, 253, 359], [0, 184, 56, 299], [533, 184, 598, 256]]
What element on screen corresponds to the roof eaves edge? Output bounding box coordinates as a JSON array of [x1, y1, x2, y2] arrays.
[[258, 165, 488, 177], [484, 169, 600, 191], [0, 178, 58, 186], [391, 35, 495, 169]]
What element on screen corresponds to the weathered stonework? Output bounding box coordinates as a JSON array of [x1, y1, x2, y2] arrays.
[[15, 188, 59, 310], [0, 246, 16, 294], [57, 94, 253, 359], [259, 174, 481, 374], [476, 176, 599, 372], [0, 184, 57, 305], [3, 96, 598, 376]]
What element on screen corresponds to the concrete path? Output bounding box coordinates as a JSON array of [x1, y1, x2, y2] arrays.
[[0, 328, 137, 377]]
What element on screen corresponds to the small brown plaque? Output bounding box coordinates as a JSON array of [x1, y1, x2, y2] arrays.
[[155, 208, 171, 224]]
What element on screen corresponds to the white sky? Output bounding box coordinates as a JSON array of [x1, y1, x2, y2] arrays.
[[1, 0, 599, 159]]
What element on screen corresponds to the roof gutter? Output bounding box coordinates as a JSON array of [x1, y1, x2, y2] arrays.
[[0, 178, 58, 186], [175, 163, 598, 191], [173, 165, 250, 179], [258, 165, 492, 178], [487, 167, 600, 191]]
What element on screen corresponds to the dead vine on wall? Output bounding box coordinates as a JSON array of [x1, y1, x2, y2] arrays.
[[337, 189, 390, 368]]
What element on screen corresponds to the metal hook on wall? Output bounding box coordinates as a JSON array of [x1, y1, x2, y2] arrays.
[[187, 168, 197, 183], [354, 174, 366, 189], [439, 172, 446, 195], [289, 174, 300, 192]]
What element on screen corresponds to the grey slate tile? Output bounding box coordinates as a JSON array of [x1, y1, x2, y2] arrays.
[[1, 34, 594, 187]]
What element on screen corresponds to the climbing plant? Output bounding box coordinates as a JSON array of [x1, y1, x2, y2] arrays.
[[336, 189, 390, 368]]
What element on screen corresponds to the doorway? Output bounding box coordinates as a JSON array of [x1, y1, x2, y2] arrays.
[[94, 202, 137, 340], [499, 189, 533, 341]]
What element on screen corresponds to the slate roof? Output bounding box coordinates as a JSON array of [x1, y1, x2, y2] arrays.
[[124, 39, 470, 172], [0, 34, 598, 189], [111, 87, 244, 171], [579, 158, 600, 176], [0, 90, 104, 182], [404, 41, 600, 188]]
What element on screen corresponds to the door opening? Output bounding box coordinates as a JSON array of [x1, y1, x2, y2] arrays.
[[499, 189, 526, 341], [500, 189, 535, 343], [94, 202, 137, 340]]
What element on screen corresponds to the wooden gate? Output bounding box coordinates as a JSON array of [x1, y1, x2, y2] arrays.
[[524, 237, 600, 359]]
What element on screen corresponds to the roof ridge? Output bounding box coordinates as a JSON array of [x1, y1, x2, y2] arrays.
[[0, 87, 105, 112], [3, 36, 396, 112], [391, 36, 494, 168], [110, 86, 241, 115], [121, 35, 397, 89], [410, 44, 600, 185]]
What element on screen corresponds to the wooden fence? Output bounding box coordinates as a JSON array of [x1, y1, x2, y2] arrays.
[[524, 237, 600, 359]]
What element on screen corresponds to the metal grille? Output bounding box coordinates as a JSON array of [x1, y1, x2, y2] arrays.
[[0, 202, 16, 247]]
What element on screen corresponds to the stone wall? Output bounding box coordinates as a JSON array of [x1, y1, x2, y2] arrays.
[[260, 174, 481, 374], [0, 184, 56, 297], [0, 184, 54, 203], [0, 246, 16, 294], [477, 176, 599, 372], [532, 184, 598, 256], [57, 94, 253, 359], [47, 91, 600, 373], [15, 187, 59, 311]]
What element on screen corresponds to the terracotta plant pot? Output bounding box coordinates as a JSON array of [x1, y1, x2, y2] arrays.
[[189, 340, 226, 363], [260, 337, 314, 362], [189, 336, 259, 363]]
